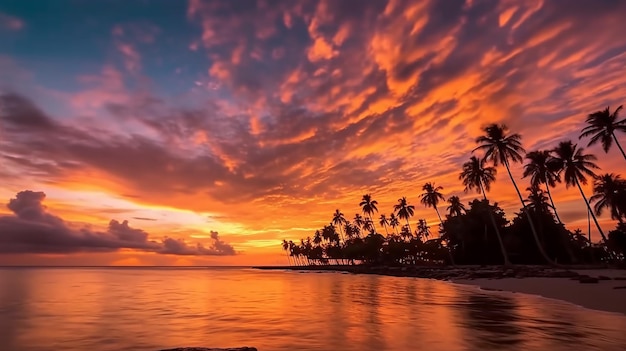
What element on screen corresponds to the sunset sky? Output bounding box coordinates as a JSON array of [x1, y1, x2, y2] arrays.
[[1, 0, 626, 266]]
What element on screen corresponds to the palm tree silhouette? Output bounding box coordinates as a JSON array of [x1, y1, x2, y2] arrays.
[[552, 140, 607, 242], [394, 197, 415, 232], [353, 214, 365, 230], [475, 123, 553, 265], [360, 194, 379, 232], [282, 239, 291, 265], [590, 173, 626, 223], [332, 209, 347, 242], [389, 213, 400, 235], [417, 219, 430, 240], [524, 186, 554, 215], [580, 106, 626, 160], [523, 150, 563, 223], [446, 196, 466, 217], [379, 214, 390, 235], [420, 182, 446, 229], [459, 156, 510, 265]]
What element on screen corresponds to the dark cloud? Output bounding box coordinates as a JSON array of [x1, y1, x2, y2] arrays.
[[0, 191, 236, 256]]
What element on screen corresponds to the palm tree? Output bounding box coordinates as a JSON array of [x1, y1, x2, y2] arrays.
[[446, 196, 466, 217], [332, 209, 347, 242], [459, 156, 510, 265], [360, 194, 379, 232], [379, 214, 390, 235], [419, 182, 446, 227], [590, 173, 626, 223], [389, 213, 400, 234], [282, 239, 291, 265], [552, 141, 608, 242], [523, 150, 563, 223], [363, 218, 374, 233], [475, 123, 554, 265], [353, 214, 364, 230], [524, 186, 554, 215], [417, 219, 430, 240], [394, 197, 415, 232], [580, 106, 626, 160]]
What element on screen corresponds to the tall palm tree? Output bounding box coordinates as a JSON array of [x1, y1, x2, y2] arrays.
[[332, 209, 347, 242], [523, 150, 563, 223], [389, 213, 400, 234], [419, 182, 446, 227], [552, 141, 607, 242], [580, 106, 626, 160], [379, 214, 390, 235], [475, 123, 554, 265], [590, 173, 626, 223], [360, 194, 379, 232], [353, 214, 365, 230], [459, 156, 510, 265], [446, 196, 466, 217], [394, 197, 415, 232]]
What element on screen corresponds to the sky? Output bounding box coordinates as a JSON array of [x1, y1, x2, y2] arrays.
[[1, 0, 626, 266]]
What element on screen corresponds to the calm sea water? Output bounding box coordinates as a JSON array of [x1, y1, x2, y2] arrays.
[[1, 267, 625, 351]]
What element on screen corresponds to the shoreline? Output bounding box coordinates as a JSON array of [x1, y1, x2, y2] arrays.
[[254, 265, 626, 315]]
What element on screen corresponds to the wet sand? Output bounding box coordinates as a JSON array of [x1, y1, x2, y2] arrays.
[[454, 269, 626, 315]]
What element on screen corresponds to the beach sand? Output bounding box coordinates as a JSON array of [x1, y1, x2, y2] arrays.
[[454, 269, 626, 315]]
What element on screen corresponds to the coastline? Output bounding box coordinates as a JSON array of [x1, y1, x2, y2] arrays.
[[254, 265, 626, 315]]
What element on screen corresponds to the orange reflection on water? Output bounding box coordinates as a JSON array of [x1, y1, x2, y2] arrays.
[[1, 268, 626, 351]]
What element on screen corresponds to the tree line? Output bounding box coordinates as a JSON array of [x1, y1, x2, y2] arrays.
[[282, 106, 626, 266]]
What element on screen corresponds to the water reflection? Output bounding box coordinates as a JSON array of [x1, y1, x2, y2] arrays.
[[0, 268, 625, 351]]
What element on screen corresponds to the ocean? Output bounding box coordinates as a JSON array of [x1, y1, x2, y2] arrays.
[[1, 267, 625, 351]]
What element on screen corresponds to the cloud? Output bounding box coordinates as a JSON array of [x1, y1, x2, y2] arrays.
[[0, 12, 24, 31], [2, 0, 626, 248], [0, 191, 236, 256]]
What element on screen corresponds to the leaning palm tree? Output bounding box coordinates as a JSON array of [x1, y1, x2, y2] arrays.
[[446, 196, 466, 217], [379, 214, 390, 235], [332, 209, 347, 242], [590, 173, 626, 223], [580, 106, 626, 160], [552, 141, 608, 242], [419, 182, 446, 227], [475, 123, 554, 265], [389, 213, 400, 234], [393, 197, 415, 232], [459, 156, 510, 265], [523, 150, 563, 223], [360, 194, 379, 232]]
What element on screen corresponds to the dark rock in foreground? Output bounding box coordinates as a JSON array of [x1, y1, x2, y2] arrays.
[[160, 348, 257, 351]]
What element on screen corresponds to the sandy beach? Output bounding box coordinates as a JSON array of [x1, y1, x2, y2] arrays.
[[454, 269, 626, 315], [256, 265, 626, 315]]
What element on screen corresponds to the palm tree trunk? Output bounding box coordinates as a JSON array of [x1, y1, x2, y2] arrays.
[[434, 206, 443, 239], [612, 132, 626, 161], [406, 218, 412, 233], [369, 214, 377, 233], [575, 177, 608, 242], [543, 176, 563, 224], [479, 181, 511, 266], [382, 223, 389, 236], [503, 159, 556, 265], [544, 176, 577, 263]]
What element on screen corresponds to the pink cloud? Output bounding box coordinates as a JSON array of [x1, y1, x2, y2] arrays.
[[0, 12, 24, 31]]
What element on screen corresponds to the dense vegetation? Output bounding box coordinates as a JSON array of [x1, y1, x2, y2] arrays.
[[282, 106, 626, 266]]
